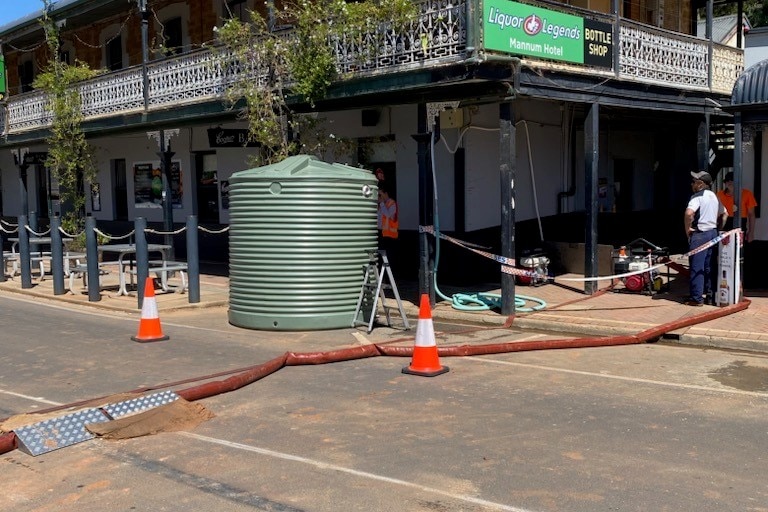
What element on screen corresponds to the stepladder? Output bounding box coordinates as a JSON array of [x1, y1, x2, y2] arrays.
[[352, 250, 410, 334]]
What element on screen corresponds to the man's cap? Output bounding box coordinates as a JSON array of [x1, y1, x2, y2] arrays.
[[724, 171, 734, 182], [691, 170, 712, 185]]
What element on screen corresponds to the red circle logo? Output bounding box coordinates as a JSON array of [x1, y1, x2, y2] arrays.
[[523, 14, 542, 36]]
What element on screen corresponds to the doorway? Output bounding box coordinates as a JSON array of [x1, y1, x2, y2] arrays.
[[195, 152, 219, 223], [613, 159, 635, 212]]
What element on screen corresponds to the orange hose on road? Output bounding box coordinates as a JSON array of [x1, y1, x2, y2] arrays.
[[0, 299, 750, 456]]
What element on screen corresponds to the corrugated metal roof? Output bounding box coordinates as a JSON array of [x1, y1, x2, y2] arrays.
[[696, 14, 751, 45], [731, 59, 768, 108]]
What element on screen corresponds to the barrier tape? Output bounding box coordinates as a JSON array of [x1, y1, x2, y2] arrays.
[[419, 225, 742, 284], [681, 228, 741, 258]]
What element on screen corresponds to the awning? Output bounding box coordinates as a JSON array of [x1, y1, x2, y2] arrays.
[[728, 59, 768, 119]]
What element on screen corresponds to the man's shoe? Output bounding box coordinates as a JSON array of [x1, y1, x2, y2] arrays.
[[684, 299, 704, 307]]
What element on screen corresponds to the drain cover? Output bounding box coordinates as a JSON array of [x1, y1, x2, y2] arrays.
[[102, 390, 180, 419], [14, 408, 111, 456]]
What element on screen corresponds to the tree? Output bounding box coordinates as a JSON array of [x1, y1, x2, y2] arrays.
[[32, 0, 101, 239], [713, 0, 768, 28], [213, 0, 416, 166]]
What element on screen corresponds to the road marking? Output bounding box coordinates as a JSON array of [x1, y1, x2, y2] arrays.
[[180, 432, 539, 512], [465, 358, 768, 398], [0, 389, 63, 405]]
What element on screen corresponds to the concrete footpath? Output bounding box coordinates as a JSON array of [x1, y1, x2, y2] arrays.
[[1, 268, 766, 354]]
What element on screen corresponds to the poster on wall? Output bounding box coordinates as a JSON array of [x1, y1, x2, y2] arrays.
[[716, 231, 742, 306], [134, 161, 183, 209]]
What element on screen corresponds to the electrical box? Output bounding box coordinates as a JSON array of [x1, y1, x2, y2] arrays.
[[439, 108, 463, 129]]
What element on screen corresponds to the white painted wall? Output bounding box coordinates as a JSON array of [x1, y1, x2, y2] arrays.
[[745, 27, 768, 69], [464, 100, 566, 231]]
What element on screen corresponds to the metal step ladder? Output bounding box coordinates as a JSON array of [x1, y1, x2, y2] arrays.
[[352, 250, 410, 334]]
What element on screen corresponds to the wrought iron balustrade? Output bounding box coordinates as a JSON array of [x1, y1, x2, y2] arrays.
[[0, 0, 743, 136]]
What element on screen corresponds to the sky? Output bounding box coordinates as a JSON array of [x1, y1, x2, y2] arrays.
[[0, 1, 45, 28]]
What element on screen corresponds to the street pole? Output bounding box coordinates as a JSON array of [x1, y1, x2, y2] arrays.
[[139, 0, 150, 110], [13, 148, 30, 219], [157, 130, 176, 260]]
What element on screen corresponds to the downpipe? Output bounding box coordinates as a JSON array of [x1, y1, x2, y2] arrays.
[[0, 299, 750, 456]]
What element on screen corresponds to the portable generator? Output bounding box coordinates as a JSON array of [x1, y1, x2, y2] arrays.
[[612, 239, 668, 294], [517, 250, 550, 286]]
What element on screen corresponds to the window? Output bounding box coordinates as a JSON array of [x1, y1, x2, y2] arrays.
[[106, 35, 123, 71], [163, 17, 183, 55]]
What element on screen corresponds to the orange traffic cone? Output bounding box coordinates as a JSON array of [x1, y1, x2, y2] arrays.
[[402, 294, 449, 377], [131, 277, 169, 343]]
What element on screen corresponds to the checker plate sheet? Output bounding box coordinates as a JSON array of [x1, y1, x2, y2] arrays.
[[102, 390, 180, 419], [14, 408, 111, 456]]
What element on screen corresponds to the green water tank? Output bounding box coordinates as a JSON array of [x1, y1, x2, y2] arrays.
[[228, 155, 378, 330]]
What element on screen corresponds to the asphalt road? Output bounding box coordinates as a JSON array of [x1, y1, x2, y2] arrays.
[[1, 294, 768, 511]]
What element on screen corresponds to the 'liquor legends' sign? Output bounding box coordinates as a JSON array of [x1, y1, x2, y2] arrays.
[[483, 0, 613, 69]]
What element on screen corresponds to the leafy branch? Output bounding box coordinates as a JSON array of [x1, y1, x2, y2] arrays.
[[33, 0, 101, 237], [213, 0, 416, 166]]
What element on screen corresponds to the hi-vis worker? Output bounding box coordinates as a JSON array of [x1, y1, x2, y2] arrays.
[[378, 184, 399, 266]]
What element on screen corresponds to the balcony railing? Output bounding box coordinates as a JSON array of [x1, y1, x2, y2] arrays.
[[0, 0, 742, 136]]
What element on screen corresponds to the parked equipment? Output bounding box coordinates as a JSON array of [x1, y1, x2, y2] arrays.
[[517, 249, 550, 286], [612, 238, 669, 294]]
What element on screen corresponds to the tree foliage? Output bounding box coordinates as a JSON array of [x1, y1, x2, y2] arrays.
[[33, 0, 100, 236], [214, 0, 416, 166], [713, 0, 768, 28]]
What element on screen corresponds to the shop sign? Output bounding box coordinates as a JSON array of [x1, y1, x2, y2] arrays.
[[207, 128, 259, 148], [483, 0, 613, 69]]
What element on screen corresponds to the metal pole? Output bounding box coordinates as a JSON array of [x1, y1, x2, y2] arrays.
[[51, 213, 65, 295], [18, 161, 29, 219], [19, 215, 32, 289], [29, 211, 38, 235], [584, 103, 600, 295], [612, 0, 620, 77], [157, 130, 176, 261], [135, 217, 149, 309], [0, 225, 5, 283], [706, 0, 713, 90], [733, 114, 743, 233], [698, 115, 710, 173], [499, 102, 516, 315], [414, 104, 434, 305], [140, 0, 150, 110], [85, 215, 100, 302], [186, 215, 200, 303]]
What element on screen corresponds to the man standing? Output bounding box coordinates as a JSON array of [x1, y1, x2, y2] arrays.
[[684, 170, 727, 306], [716, 171, 758, 242]]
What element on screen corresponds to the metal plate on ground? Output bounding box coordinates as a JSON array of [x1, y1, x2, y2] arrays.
[[102, 390, 180, 419], [14, 408, 111, 456]]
